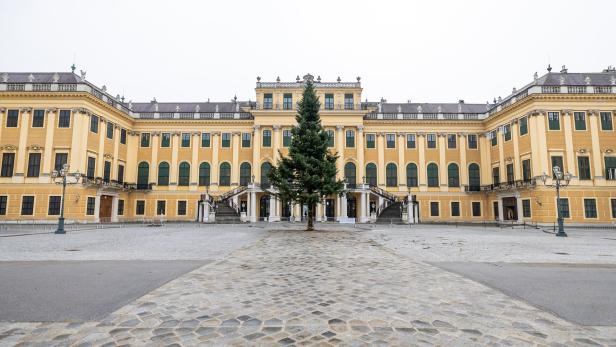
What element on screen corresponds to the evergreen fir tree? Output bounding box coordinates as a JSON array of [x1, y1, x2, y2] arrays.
[[268, 79, 344, 230]]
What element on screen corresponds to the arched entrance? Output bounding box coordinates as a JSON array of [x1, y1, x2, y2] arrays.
[[259, 195, 270, 219]]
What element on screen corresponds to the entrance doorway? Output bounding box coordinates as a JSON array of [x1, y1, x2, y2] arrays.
[[493, 201, 499, 220], [281, 200, 291, 219], [502, 197, 518, 220], [325, 199, 335, 221], [347, 196, 356, 219], [259, 196, 270, 219], [100, 195, 113, 222]]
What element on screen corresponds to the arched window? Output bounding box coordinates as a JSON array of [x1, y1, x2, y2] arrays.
[[240, 162, 251, 186], [137, 162, 149, 188], [158, 162, 169, 186], [261, 162, 272, 188], [366, 163, 377, 186], [199, 162, 210, 186], [406, 163, 418, 187], [386, 163, 397, 187], [468, 163, 481, 191], [344, 162, 356, 185], [219, 163, 231, 186], [448, 163, 460, 187], [427, 163, 439, 187], [178, 162, 190, 186]]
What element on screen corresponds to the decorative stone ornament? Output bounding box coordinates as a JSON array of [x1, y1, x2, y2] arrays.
[[28, 74, 35, 82], [80, 70, 86, 81], [1, 73, 8, 82]]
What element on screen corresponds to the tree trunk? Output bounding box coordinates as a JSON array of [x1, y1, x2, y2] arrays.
[[307, 202, 314, 231]]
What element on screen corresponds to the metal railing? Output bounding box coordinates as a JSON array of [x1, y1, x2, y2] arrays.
[[480, 178, 536, 192], [369, 186, 398, 202]]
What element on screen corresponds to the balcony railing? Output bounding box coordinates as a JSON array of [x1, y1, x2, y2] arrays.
[[479, 179, 536, 192]]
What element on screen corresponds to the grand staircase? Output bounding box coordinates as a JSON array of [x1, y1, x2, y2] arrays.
[[214, 202, 241, 223], [375, 202, 404, 224]]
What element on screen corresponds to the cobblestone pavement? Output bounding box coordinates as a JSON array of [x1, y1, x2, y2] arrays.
[[2, 228, 616, 346]]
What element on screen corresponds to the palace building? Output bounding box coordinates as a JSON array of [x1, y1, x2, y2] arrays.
[[0, 67, 615, 225]]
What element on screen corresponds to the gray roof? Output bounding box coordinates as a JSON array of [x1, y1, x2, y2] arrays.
[[131, 102, 251, 113], [380, 102, 489, 114], [537, 71, 616, 86], [0, 72, 80, 83]]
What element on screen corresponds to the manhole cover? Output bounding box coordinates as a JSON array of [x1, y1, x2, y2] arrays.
[[554, 252, 569, 255]]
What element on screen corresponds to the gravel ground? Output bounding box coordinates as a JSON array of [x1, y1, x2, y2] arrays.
[[0, 224, 266, 261], [364, 225, 616, 263]]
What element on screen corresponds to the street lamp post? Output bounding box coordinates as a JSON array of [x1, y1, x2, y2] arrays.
[[51, 164, 82, 234], [540, 166, 572, 237]]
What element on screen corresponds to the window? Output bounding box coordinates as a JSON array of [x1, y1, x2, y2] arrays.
[[87, 157, 96, 179], [135, 200, 146, 215], [0, 196, 6, 215], [366, 163, 377, 186], [262, 130, 271, 147], [492, 167, 500, 185], [574, 112, 586, 131], [220, 162, 231, 186], [577, 156, 591, 180], [406, 134, 416, 148], [344, 162, 356, 185], [427, 163, 439, 187], [362, 134, 373, 149], [89, 114, 99, 133], [260, 162, 273, 189], [120, 128, 127, 144], [137, 162, 149, 188], [27, 153, 41, 177], [601, 112, 613, 131], [178, 162, 190, 186], [161, 133, 171, 147], [21, 196, 34, 215], [519, 117, 528, 135], [220, 133, 230, 148], [283, 130, 292, 147], [430, 202, 439, 217], [106, 122, 114, 139], [325, 94, 334, 110], [386, 134, 395, 148], [158, 162, 169, 186], [406, 163, 418, 187], [239, 162, 251, 186], [344, 93, 354, 110], [503, 124, 511, 141], [58, 110, 71, 128], [451, 202, 460, 217], [427, 134, 436, 148], [506, 163, 514, 184], [201, 132, 210, 147], [283, 93, 293, 110], [558, 198, 570, 218], [140, 133, 150, 147], [447, 134, 457, 149], [346, 130, 355, 148], [54, 153, 68, 172], [386, 163, 397, 187], [117, 164, 124, 183], [32, 110, 45, 127], [117, 200, 124, 216], [48, 196, 61, 215], [199, 162, 210, 186], [448, 163, 459, 187], [1, 153, 15, 177], [522, 159, 531, 181], [522, 199, 531, 218], [103, 161, 111, 182], [490, 130, 497, 146], [6, 110, 19, 127], [606, 157, 616, 180], [584, 199, 597, 218], [242, 133, 251, 147], [263, 93, 273, 109], [156, 200, 166, 215], [467, 134, 478, 149], [611, 199, 616, 218], [326, 130, 335, 147], [468, 163, 480, 191], [548, 112, 560, 130], [551, 156, 564, 179], [86, 197, 95, 215], [181, 133, 190, 147], [472, 201, 481, 217], [177, 200, 187, 216]]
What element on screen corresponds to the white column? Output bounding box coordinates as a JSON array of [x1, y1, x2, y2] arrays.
[[407, 194, 414, 224], [250, 190, 257, 222], [111, 196, 119, 222], [359, 191, 367, 223], [204, 194, 210, 222], [316, 201, 322, 221], [340, 193, 348, 222], [516, 196, 524, 222], [497, 199, 504, 222]]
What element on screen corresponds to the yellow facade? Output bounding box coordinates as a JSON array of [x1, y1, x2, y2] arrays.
[[1, 71, 615, 225]]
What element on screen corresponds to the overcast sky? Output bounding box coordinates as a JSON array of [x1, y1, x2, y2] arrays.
[[1, 0, 614, 105]]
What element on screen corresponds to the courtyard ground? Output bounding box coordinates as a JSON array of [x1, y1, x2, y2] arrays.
[[0, 223, 615, 346]]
